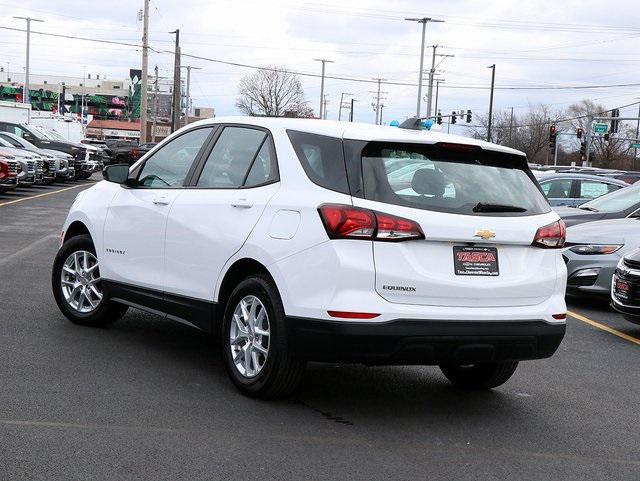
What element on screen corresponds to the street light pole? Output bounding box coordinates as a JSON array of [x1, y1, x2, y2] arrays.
[[139, 0, 150, 142], [313, 58, 333, 120], [487, 64, 496, 142], [13, 16, 44, 118], [181, 65, 202, 126], [169, 29, 181, 133], [405, 17, 444, 117]]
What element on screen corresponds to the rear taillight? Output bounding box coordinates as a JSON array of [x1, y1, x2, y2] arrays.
[[318, 204, 424, 242], [532, 219, 566, 248]]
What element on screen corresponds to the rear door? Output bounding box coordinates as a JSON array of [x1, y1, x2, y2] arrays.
[[163, 125, 280, 301], [350, 141, 560, 308]]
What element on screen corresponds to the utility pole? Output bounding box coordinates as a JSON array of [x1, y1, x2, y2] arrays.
[[338, 92, 353, 121], [405, 17, 444, 117], [371, 78, 386, 125], [487, 64, 496, 142], [313, 58, 333, 120], [508, 106, 514, 147], [349, 98, 356, 122], [13, 16, 44, 121], [322, 95, 330, 120], [181, 65, 202, 127], [585, 115, 594, 167], [636, 103, 640, 168], [379, 103, 385, 125], [151, 65, 159, 142], [139, 0, 150, 142], [434, 78, 444, 116], [170, 29, 181, 133]]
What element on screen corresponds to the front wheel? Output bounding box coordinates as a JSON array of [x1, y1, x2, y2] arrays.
[[439, 361, 519, 389], [52, 234, 128, 327], [222, 276, 305, 399]]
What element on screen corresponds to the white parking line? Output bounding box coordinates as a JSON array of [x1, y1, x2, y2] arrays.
[[0, 183, 94, 207]]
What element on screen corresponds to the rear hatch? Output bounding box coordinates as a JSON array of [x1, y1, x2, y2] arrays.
[[349, 140, 561, 308]]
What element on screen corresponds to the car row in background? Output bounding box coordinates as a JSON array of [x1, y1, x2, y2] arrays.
[[528, 165, 640, 318]]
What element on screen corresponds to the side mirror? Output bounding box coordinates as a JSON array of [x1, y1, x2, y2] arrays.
[[103, 163, 130, 184]]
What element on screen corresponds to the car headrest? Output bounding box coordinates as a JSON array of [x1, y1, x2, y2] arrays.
[[411, 168, 446, 197]]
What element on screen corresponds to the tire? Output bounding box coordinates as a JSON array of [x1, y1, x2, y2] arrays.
[[52, 234, 128, 327], [221, 275, 305, 399], [439, 361, 519, 390]]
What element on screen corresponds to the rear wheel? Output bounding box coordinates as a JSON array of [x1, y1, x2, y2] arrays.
[[439, 361, 519, 389], [52, 234, 128, 327], [222, 276, 305, 399]]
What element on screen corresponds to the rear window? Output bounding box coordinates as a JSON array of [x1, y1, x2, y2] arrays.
[[360, 142, 550, 216], [287, 130, 349, 194]]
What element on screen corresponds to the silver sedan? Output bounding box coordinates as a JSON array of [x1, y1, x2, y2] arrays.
[[564, 218, 640, 298]]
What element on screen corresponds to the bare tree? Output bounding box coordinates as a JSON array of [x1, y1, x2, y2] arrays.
[[565, 100, 635, 169], [469, 103, 562, 164], [236, 67, 314, 118]]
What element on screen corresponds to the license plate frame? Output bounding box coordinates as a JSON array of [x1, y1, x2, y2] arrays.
[[453, 246, 499, 276]]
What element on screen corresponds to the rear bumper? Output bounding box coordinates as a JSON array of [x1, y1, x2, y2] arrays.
[[286, 317, 566, 365]]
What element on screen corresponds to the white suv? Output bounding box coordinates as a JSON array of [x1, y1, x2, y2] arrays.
[[52, 117, 567, 398]]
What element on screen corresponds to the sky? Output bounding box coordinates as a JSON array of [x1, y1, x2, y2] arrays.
[[1, 0, 640, 135]]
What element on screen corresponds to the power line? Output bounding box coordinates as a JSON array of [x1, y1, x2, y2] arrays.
[[3, 25, 640, 93]]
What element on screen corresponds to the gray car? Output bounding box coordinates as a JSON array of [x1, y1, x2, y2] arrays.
[[537, 172, 628, 207], [554, 183, 640, 227], [564, 218, 640, 299]]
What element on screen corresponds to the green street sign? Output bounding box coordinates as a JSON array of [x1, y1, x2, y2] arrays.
[[631, 143, 640, 149], [593, 123, 608, 134]]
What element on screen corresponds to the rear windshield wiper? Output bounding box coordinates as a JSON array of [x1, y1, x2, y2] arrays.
[[473, 202, 527, 213], [579, 206, 599, 212]]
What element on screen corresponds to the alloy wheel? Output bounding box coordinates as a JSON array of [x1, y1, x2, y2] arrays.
[[229, 295, 271, 378], [60, 250, 103, 313]]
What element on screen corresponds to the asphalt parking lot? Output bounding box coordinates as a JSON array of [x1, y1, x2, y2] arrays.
[[1, 179, 639, 481]]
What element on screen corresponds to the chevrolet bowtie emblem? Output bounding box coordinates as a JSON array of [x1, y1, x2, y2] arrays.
[[474, 229, 496, 240]]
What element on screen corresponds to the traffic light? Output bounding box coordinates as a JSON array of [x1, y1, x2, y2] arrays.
[[549, 125, 557, 150], [437, 111, 442, 125], [466, 109, 472, 123], [604, 133, 610, 142], [451, 112, 457, 124], [576, 128, 583, 139], [579, 141, 586, 162], [611, 108, 620, 133]]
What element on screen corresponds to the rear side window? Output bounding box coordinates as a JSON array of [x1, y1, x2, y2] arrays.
[[541, 179, 573, 198], [360, 142, 550, 216], [196, 126, 277, 188], [287, 130, 349, 194]]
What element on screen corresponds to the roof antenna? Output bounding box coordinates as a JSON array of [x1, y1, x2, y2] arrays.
[[399, 116, 423, 130]]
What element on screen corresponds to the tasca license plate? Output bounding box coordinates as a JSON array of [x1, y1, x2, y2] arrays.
[[454, 246, 499, 276]]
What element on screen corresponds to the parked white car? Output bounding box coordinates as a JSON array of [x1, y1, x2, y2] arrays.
[[52, 117, 567, 398]]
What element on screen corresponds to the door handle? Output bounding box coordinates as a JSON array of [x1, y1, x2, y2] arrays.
[[231, 198, 253, 209], [153, 196, 170, 206]]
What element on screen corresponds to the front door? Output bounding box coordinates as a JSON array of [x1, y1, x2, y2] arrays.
[[101, 127, 214, 291]]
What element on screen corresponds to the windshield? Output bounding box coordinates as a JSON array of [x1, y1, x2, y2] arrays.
[[580, 184, 640, 213], [360, 142, 550, 216], [21, 124, 47, 140], [34, 127, 59, 140]]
